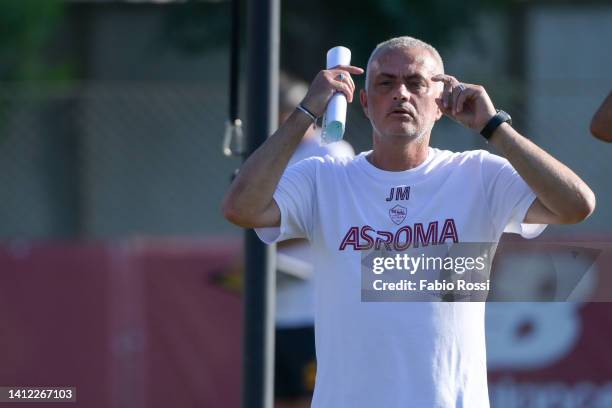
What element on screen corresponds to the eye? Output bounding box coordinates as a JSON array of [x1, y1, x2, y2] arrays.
[[409, 80, 428, 92]]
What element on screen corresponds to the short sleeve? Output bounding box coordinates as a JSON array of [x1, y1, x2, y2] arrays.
[[254, 157, 320, 244], [480, 151, 547, 239]]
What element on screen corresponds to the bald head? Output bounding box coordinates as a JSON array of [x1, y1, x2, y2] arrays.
[[365, 36, 444, 90]]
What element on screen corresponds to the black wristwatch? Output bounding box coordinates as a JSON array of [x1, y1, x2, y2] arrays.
[[480, 110, 512, 140]]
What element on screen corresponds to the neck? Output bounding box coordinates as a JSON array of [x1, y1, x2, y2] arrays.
[[367, 132, 430, 171]]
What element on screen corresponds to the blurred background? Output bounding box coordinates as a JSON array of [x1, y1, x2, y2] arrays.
[[0, 0, 611, 407]]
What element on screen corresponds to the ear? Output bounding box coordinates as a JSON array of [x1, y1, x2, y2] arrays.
[[435, 101, 443, 121], [433, 81, 444, 121], [360, 89, 369, 119]]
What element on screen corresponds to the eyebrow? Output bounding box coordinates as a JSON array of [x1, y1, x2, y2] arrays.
[[376, 73, 428, 81]]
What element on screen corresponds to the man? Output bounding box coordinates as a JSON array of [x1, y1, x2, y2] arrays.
[[274, 73, 354, 408], [591, 91, 612, 142], [222, 37, 595, 407]]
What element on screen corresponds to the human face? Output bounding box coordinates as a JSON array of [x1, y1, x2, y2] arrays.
[[360, 47, 443, 141]]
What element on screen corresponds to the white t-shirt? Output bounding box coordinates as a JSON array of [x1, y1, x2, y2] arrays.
[[256, 147, 546, 408], [276, 135, 354, 328]]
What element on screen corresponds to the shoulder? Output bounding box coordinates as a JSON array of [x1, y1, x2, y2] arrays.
[[426, 148, 512, 177], [285, 156, 326, 176], [430, 148, 506, 165], [289, 138, 355, 164], [287, 153, 356, 172], [318, 152, 357, 168], [428, 147, 482, 166], [321, 140, 355, 158]]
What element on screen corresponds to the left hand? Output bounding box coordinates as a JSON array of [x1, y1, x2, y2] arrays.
[[431, 74, 497, 132]]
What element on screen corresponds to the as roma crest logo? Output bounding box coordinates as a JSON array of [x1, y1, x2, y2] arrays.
[[389, 205, 407, 225]]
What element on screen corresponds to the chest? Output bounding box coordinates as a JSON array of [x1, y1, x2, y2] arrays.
[[313, 172, 493, 250]]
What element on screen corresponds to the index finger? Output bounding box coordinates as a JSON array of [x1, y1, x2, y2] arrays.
[[330, 65, 364, 75], [431, 74, 455, 83]]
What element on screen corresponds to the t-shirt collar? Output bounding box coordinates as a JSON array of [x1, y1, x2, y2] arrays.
[[356, 146, 435, 181]]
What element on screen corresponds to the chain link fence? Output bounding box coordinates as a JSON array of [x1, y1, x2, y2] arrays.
[[0, 82, 241, 239], [0, 79, 472, 239], [0, 76, 610, 239]]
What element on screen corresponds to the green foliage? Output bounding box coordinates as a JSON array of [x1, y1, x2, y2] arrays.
[[162, 0, 513, 81], [0, 0, 66, 81], [281, 0, 505, 79], [161, 1, 233, 54]]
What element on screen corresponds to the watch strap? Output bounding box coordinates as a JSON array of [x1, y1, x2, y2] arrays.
[[480, 110, 512, 140]]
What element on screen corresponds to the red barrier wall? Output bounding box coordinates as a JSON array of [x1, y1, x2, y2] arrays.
[[1, 237, 611, 407], [0, 239, 242, 408]]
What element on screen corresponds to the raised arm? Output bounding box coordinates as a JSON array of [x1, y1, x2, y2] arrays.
[[222, 65, 363, 228], [591, 91, 612, 142], [432, 74, 595, 225]]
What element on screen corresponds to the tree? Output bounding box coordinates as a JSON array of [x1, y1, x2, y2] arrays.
[[0, 0, 69, 81]]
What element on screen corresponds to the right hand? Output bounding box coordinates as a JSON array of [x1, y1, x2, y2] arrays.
[[300, 65, 364, 117]]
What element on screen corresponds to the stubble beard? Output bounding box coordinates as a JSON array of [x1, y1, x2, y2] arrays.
[[372, 117, 433, 145]]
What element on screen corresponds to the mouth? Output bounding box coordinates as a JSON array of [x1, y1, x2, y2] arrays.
[[388, 107, 415, 119]]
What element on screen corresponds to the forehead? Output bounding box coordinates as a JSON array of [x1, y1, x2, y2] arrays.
[[369, 47, 440, 78]]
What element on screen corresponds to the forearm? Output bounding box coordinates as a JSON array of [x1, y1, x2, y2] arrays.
[[222, 64, 362, 226], [222, 109, 312, 222], [489, 123, 595, 222]]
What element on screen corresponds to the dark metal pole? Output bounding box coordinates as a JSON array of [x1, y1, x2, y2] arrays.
[[229, 0, 240, 124], [242, 0, 279, 406]]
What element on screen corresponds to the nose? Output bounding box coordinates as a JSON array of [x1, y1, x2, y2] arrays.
[[392, 83, 410, 101]]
